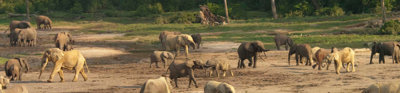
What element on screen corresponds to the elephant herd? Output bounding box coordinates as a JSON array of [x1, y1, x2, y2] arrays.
[[0, 15, 87, 93]]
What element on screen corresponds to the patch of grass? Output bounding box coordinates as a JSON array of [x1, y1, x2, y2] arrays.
[[0, 57, 8, 65]]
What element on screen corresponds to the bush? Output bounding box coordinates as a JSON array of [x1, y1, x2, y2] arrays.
[[135, 3, 164, 17], [69, 2, 83, 14], [207, 3, 232, 17], [0, 3, 15, 13], [284, 1, 314, 17], [154, 12, 197, 24], [314, 6, 345, 16], [103, 10, 135, 17], [230, 3, 247, 19], [378, 20, 400, 35], [155, 16, 169, 24]]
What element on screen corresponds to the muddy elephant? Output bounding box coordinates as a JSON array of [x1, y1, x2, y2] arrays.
[[325, 47, 355, 75], [312, 48, 330, 70], [150, 51, 175, 68], [167, 59, 200, 88], [16, 28, 37, 47], [0, 84, 28, 93], [0, 76, 9, 89], [205, 59, 234, 77], [362, 83, 400, 93], [4, 58, 29, 81], [159, 31, 181, 50], [237, 41, 270, 68], [39, 48, 89, 82], [274, 34, 293, 50], [288, 44, 313, 66], [191, 33, 202, 49], [393, 43, 400, 64], [165, 34, 196, 57], [370, 42, 398, 64], [55, 32, 74, 51], [5, 21, 31, 46], [204, 81, 235, 93], [140, 76, 173, 93], [36, 15, 52, 30]]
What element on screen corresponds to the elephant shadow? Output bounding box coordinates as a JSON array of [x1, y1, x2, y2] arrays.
[[115, 85, 142, 89], [12, 80, 48, 84]]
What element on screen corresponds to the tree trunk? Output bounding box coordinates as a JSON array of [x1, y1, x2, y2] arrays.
[[311, 0, 320, 10], [271, 0, 278, 19], [381, 0, 386, 23], [25, 0, 30, 21], [224, 0, 230, 23]]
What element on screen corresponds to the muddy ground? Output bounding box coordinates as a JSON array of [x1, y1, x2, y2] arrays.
[[0, 28, 399, 93]]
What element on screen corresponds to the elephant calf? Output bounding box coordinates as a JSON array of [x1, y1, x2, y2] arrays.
[[288, 44, 313, 66], [363, 83, 400, 93], [140, 76, 173, 93], [312, 48, 330, 70], [0, 85, 28, 93], [191, 33, 202, 49], [205, 59, 234, 77], [326, 47, 355, 75], [370, 42, 397, 64], [150, 51, 175, 68], [4, 58, 29, 81], [237, 41, 269, 68], [36, 15, 52, 30], [204, 81, 235, 93], [167, 59, 200, 88], [55, 32, 74, 51]]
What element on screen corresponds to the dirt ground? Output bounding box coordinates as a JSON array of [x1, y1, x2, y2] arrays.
[[0, 28, 399, 93]]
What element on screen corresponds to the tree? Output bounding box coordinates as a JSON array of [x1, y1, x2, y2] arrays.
[[271, 0, 278, 19], [223, 0, 230, 23], [25, 0, 30, 21], [381, 0, 386, 23]]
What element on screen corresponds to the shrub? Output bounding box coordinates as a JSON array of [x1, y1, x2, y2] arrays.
[[206, 3, 232, 17], [314, 6, 345, 16], [171, 12, 197, 24], [284, 1, 314, 17], [378, 20, 400, 35], [155, 16, 169, 24], [230, 3, 247, 19], [136, 3, 164, 17], [69, 2, 83, 14]]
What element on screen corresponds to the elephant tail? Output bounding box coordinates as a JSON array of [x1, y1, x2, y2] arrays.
[[85, 60, 90, 73]]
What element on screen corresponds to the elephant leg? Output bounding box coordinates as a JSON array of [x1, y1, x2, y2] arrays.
[[326, 62, 330, 70], [156, 61, 160, 68], [174, 78, 178, 88], [237, 60, 241, 68], [188, 77, 192, 88], [189, 70, 198, 88], [80, 69, 88, 81], [215, 67, 220, 77], [253, 55, 257, 68], [230, 70, 234, 76], [184, 45, 189, 57], [285, 44, 288, 50], [18, 72, 22, 80], [346, 63, 350, 72], [336, 61, 342, 74], [248, 58, 253, 67], [309, 56, 313, 66], [58, 70, 64, 82], [276, 43, 280, 50], [149, 62, 152, 68], [48, 62, 62, 82], [37, 24, 41, 29], [222, 70, 226, 77], [209, 70, 213, 77], [295, 54, 299, 66]]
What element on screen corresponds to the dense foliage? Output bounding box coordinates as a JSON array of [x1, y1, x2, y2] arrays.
[[379, 20, 400, 35], [1, 0, 400, 18]]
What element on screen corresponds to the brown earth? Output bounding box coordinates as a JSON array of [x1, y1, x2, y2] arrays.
[[0, 28, 399, 93]]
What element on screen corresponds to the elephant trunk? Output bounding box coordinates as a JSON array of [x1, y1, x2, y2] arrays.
[[191, 42, 196, 50], [38, 58, 49, 79]]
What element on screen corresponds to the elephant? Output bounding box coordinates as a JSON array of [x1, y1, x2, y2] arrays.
[[167, 59, 200, 88], [325, 47, 355, 75], [4, 58, 29, 81], [205, 59, 234, 77], [36, 15, 52, 30], [15, 28, 37, 47], [312, 48, 330, 70], [0, 76, 9, 89], [237, 41, 270, 68], [54, 32, 74, 51], [370, 42, 397, 64], [150, 51, 175, 68], [159, 31, 181, 50], [5, 21, 31, 46], [0, 85, 28, 93], [362, 83, 400, 93], [204, 81, 235, 93], [140, 76, 173, 93], [393, 43, 400, 64], [39, 48, 89, 82], [165, 34, 196, 57], [288, 44, 313, 66], [191, 33, 202, 49], [274, 34, 293, 50]]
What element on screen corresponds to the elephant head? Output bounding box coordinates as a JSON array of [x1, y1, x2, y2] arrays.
[[17, 58, 29, 73], [245, 41, 269, 53], [178, 34, 196, 50], [39, 48, 64, 79], [217, 83, 236, 93], [0, 76, 9, 89], [17, 21, 31, 29]]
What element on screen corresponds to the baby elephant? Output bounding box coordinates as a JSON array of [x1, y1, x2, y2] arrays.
[[140, 76, 173, 93], [363, 83, 400, 93], [167, 59, 202, 88], [4, 58, 29, 81], [150, 51, 175, 68], [205, 59, 234, 77], [325, 47, 355, 75], [204, 81, 235, 93], [0, 84, 28, 93]]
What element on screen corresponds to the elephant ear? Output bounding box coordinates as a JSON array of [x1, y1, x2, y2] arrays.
[[244, 43, 255, 53], [176, 35, 185, 45], [185, 59, 195, 68]]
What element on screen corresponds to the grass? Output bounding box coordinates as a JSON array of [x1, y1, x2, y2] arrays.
[[0, 11, 395, 49], [0, 57, 7, 65]]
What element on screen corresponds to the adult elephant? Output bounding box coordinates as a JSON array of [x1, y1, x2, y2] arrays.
[[370, 42, 397, 64], [36, 15, 52, 30], [288, 44, 313, 66], [274, 34, 293, 50], [165, 34, 196, 57], [54, 32, 73, 51], [16, 28, 37, 47], [4, 58, 29, 81], [159, 31, 181, 50], [4, 21, 31, 46], [237, 41, 270, 68], [38, 48, 89, 82]]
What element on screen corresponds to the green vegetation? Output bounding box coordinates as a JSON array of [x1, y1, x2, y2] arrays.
[[379, 20, 400, 35], [0, 57, 7, 65]]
